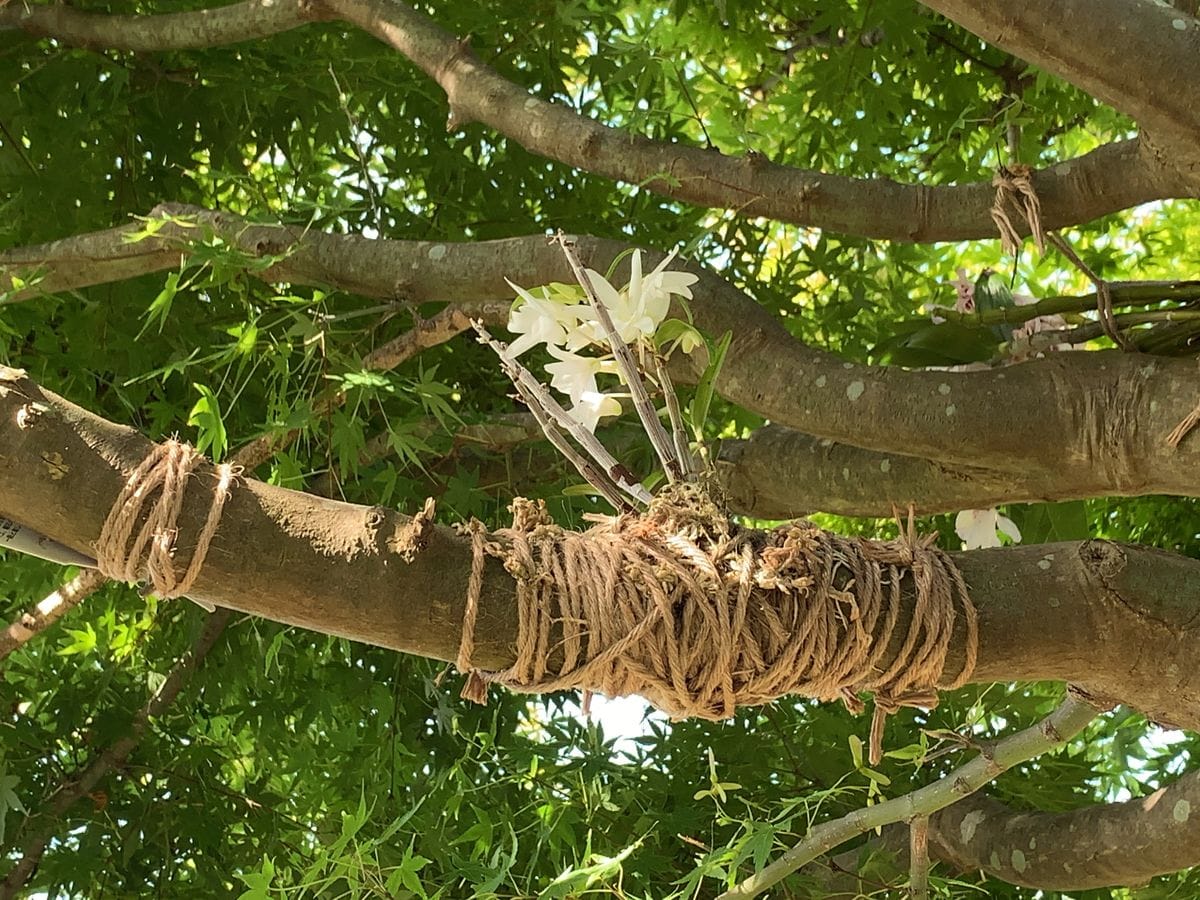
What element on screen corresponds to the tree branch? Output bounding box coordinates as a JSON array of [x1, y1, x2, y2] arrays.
[[6, 207, 1200, 507], [715, 425, 1145, 520], [1, 0, 1187, 237], [0, 569, 106, 661], [3, 367, 1200, 730], [0, 0, 321, 51], [718, 692, 1101, 898], [920, 0, 1200, 176], [808, 767, 1200, 894], [0, 608, 232, 897], [325, 0, 1187, 239]]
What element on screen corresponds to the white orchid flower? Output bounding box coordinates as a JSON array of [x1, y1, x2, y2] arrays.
[[955, 508, 1022, 550], [638, 249, 698, 325], [544, 344, 614, 405], [504, 279, 584, 357], [568, 390, 623, 432], [566, 250, 699, 348]]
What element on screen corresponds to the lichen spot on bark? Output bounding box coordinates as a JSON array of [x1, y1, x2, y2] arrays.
[[1174, 799, 1191, 823], [960, 809, 986, 844], [846, 381, 865, 401], [1011, 849, 1027, 873]]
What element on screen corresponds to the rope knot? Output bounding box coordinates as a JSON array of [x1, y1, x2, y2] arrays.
[[991, 163, 1045, 256], [94, 439, 235, 604]]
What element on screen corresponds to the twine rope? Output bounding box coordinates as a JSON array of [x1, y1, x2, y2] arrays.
[[457, 489, 977, 764], [991, 164, 1133, 351], [1167, 359, 1200, 448], [95, 440, 235, 600], [991, 163, 1045, 258]]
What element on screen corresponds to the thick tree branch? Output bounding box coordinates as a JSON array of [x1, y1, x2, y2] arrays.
[[716, 425, 1154, 519], [1, 1, 1187, 237], [927, 770, 1200, 890], [920, 0, 1200, 176], [324, 0, 1188, 239], [6, 207, 1200, 508], [3, 368, 1200, 730], [0, 0, 320, 50]]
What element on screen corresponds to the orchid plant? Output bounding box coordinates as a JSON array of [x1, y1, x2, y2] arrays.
[[474, 237, 712, 511], [503, 249, 700, 433]]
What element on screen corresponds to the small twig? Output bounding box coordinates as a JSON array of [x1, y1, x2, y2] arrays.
[[1014, 309, 1200, 356], [717, 692, 1102, 899], [908, 815, 930, 900], [652, 353, 697, 477], [553, 234, 683, 483], [473, 322, 652, 506]]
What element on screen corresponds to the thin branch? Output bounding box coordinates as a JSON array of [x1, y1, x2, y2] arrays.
[[0, 569, 107, 661], [234, 304, 479, 470], [928, 280, 1200, 327], [717, 692, 1102, 898], [555, 235, 682, 483], [0, 609, 232, 898]]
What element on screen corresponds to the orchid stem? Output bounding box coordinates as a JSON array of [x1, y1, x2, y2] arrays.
[[554, 234, 683, 484], [472, 321, 651, 507]]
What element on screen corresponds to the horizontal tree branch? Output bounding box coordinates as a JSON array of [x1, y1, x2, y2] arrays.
[[812, 768, 1200, 894], [1, 0, 1188, 238], [6, 206, 1200, 508], [920, 0, 1200, 178], [716, 425, 1163, 519], [720, 692, 1102, 898], [352, 413, 1140, 520], [3, 367, 1200, 730], [325, 0, 1189, 240], [0, 0, 321, 50], [928, 769, 1200, 890]]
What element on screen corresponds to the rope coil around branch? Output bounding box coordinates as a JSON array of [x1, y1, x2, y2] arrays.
[[457, 487, 977, 763], [94, 439, 235, 601], [991, 163, 1134, 351], [991, 163, 1046, 258]]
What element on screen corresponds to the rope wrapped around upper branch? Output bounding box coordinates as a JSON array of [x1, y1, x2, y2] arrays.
[[457, 485, 977, 762], [94, 439, 236, 606]]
